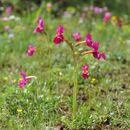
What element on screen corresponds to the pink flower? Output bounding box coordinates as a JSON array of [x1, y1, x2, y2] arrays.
[[91, 41, 99, 51], [33, 16, 44, 33], [56, 25, 64, 35], [5, 6, 12, 14], [85, 33, 106, 60], [53, 25, 64, 45], [117, 18, 122, 28], [93, 51, 106, 60], [4, 26, 10, 31], [64, 11, 71, 18], [82, 65, 89, 79], [20, 71, 26, 78], [18, 79, 27, 89], [26, 44, 36, 56], [86, 33, 92, 47], [86, 33, 99, 50], [72, 32, 82, 41], [53, 35, 64, 44], [18, 71, 37, 89], [103, 12, 111, 22], [2, 17, 9, 22], [47, 2, 52, 8], [94, 7, 103, 14], [18, 71, 28, 89], [86, 33, 92, 40]]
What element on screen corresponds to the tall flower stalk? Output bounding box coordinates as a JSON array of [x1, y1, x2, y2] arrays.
[[72, 55, 78, 120], [53, 26, 80, 120], [53, 26, 106, 124]]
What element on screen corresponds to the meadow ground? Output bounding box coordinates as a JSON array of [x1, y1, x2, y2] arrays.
[[0, 8, 130, 130]]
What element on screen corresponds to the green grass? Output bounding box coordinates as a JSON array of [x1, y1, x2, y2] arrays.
[[0, 10, 130, 130]]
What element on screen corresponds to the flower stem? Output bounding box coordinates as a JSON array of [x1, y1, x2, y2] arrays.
[[64, 38, 79, 125], [72, 55, 78, 122]]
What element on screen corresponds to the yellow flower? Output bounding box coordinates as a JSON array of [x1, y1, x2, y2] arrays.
[[19, 78, 22, 81], [13, 79, 16, 83], [111, 16, 117, 22], [4, 77, 8, 81], [91, 78, 96, 84], [17, 109, 22, 113]]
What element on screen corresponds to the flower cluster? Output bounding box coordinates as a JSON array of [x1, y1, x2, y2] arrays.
[[85, 33, 106, 60], [79, 33, 106, 79], [82, 6, 108, 14], [103, 14, 123, 28], [53, 24, 106, 79]]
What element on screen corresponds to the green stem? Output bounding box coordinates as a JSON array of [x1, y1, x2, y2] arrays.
[[72, 56, 78, 122], [64, 38, 78, 125]]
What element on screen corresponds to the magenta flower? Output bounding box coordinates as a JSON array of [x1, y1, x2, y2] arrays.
[[103, 12, 111, 23], [26, 44, 36, 56], [18, 71, 37, 89], [53, 25, 64, 45], [91, 41, 99, 51], [18, 79, 27, 89], [86, 33, 93, 47], [18, 71, 28, 89], [56, 25, 64, 35], [86, 33, 92, 41], [20, 71, 26, 78], [53, 35, 64, 44], [5, 6, 12, 14], [94, 7, 103, 14], [33, 16, 44, 33], [85, 33, 99, 51], [82, 65, 89, 79], [93, 51, 106, 60], [72, 32, 82, 41], [117, 18, 122, 28], [85, 33, 106, 60]]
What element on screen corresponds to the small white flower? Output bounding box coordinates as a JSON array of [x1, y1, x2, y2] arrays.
[[9, 15, 15, 20], [59, 72, 62, 76], [8, 34, 14, 39]]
